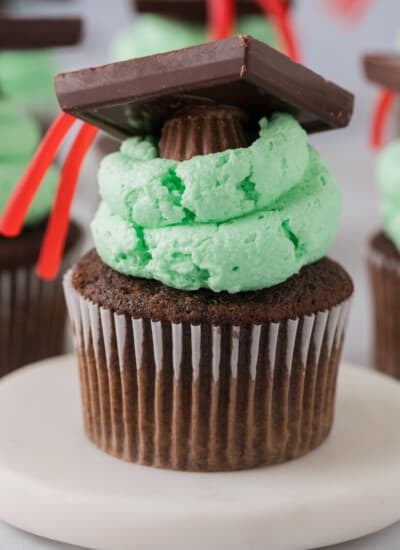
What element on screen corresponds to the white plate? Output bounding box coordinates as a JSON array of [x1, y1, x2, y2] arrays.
[[0, 356, 399, 550]]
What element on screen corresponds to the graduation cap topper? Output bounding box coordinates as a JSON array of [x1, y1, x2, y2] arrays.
[[363, 53, 400, 150], [0, 0, 353, 282], [134, 0, 292, 23], [0, 15, 82, 50]]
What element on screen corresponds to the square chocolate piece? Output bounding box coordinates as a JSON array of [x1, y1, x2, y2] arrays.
[[0, 16, 82, 49], [55, 36, 354, 140], [134, 0, 292, 22], [363, 53, 400, 92]]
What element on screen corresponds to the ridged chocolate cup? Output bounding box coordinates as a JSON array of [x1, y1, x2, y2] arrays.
[[159, 105, 248, 161], [0, 221, 82, 378], [368, 232, 400, 378], [64, 270, 351, 472]]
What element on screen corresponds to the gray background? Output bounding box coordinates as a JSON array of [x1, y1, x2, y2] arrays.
[[2, 0, 400, 548]]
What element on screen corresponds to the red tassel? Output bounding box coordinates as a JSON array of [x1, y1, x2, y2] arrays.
[[371, 89, 395, 150], [37, 123, 98, 280], [0, 112, 76, 237], [254, 0, 301, 62], [206, 0, 236, 40]]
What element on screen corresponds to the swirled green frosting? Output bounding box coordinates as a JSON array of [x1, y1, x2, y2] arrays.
[[0, 99, 58, 227], [377, 139, 400, 250], [111, 14, 278, 61], [0, 50, 56, 116], [92, 114, 341, 293]]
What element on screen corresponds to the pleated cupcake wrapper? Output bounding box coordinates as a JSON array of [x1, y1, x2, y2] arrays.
[[159, 107, 247, 160], [64, 271, 351, 472], [368, 246, 400, 378], [0, 245, 80, 378]]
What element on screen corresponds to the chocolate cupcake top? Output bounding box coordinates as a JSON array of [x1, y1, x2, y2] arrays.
[[73, 249, 353, 323]]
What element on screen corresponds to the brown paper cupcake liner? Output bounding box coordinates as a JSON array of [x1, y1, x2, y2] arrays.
[[0, 230, 82, 378], [64, 271, 351, 472], [368, 245, 400, 378]]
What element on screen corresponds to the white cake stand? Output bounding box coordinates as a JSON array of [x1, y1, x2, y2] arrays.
[[0, 355, 399, 550]]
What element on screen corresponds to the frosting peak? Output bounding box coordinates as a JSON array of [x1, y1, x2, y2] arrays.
[[92, 114, 341, 293]]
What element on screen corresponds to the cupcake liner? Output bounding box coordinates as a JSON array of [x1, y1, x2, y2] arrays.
[[0, 232, 81, 378], [64, 271, 351, 472], [368, 246, 400, 378]]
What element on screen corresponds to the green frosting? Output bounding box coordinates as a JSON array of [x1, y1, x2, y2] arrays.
[[111, 15, 204, 60], [0, 99, 58, 227], [0, 50, 56, 116], [377, 139, 400, 250], [111, 14, 278, 61], [92, 114, 341, 293]]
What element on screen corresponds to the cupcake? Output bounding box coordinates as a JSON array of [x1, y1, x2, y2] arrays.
[[11, 37, 354, 471], [111, 1, 285, 61], [0, 18, 83, 377], [0, 14, 82, 129], [364, 52, 400, 378]]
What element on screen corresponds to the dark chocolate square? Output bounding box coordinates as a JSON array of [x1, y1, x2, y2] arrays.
[[363, 53, 400, 92], [134, 0, 292, 22], [0, 16, 82, 49], [56, 36, 354, 140]]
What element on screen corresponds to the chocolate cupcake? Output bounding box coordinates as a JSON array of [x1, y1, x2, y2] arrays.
[[0, 99, 82, 376], [113, 0, 291, 61], [54, 37, 354, 471], [364, 52, 400, 378], [0, 18, 84, 377]]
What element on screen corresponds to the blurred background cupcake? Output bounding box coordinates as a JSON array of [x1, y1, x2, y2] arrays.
[[0, 14, 83, 377], [97, 0, 295, 158], [111, 0, 290, 61], [0, 2, 82, 129], [0, 99, 81, 377], [363, 51, 400, 379]]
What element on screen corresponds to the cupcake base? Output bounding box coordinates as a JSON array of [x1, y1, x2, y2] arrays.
[[0, 220, 82, 378], [65, 251, 353, 472], [368, 231, 400, 378]]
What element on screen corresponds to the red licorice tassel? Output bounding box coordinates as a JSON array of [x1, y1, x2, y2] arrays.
[[37, 123, 98, 280], [371, 89, 395, 150], [0, 112, 76, 237], [206, 0, 236, 40], [324, 0, 373, 22], [254, 0, 301, 62]]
